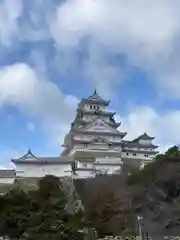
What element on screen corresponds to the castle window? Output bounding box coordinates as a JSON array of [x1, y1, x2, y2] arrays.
[[144, 154, 148, 157], [126, 153, 129, 155], [89, 105, 100, 111], [133, 153, 136, 156]]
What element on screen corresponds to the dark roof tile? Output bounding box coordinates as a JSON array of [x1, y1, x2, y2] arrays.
[[132, 132, 155, 142], [82, 90, 110, 105]]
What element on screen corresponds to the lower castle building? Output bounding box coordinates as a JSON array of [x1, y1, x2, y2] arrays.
[[0, 91, 158, 183]]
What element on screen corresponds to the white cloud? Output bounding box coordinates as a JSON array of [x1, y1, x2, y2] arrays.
[[1, 0, 180, 97], [120, 106, 180, 152], [51, 0, 180, 98], [53, 0, 178, 51], [0, 0, 60, 46], [82, 46, 124, 98], [26, 122, 35, 132], [0, 63, 78, 146], [0, 148, 20, 169], [0, 0, 22, 46]]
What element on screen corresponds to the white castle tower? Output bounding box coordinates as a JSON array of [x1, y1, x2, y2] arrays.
[[61, 90, 127, 178]]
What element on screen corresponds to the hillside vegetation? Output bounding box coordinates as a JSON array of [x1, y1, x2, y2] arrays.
[[75, 146, 180, 237], [1, 146, 180, 238], [0, 175, 84, 239]]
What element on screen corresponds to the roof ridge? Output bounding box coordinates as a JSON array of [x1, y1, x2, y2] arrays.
[[88, 89, 104, 100], [132, 132, 155, 142], [82, 90, 110, 105]]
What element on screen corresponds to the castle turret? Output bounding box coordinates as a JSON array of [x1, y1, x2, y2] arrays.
[[122, 132, 158, 170], [61, 90, 126, 178]]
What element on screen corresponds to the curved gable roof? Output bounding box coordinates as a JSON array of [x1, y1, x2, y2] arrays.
[[82, 90, 110, 105]]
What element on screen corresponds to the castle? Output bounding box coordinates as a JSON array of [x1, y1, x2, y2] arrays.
[[0, 90, 158, 184]]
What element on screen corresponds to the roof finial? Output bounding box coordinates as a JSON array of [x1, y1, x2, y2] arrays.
[[28, 148, 31, 154], [86, 88, 110, 105]]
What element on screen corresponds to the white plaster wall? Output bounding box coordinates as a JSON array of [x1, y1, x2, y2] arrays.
[[70, 143, 85, 150], [124, 147, 138, 151], [95, 165, 121, 174], [75, 170, 95, 178], [140, 148, 155, 151], [101, 135, 121, 143], [83, 104, 90, 111], [102, 136, 121, 143], [109, 146, 121, 151], [74, 134, 92, 141], [0, 178, 15, 184], [69, 143, 109, 153], [95, 157, 122, 164], [15, 163, 72, 178], [83, 115, 96, 121], [73, 135, 80, 140], [139, 139, 151, 145], [69, 147, 123, 156], [124, 146, 155, 152], [89, 143, 109, 150], [83, 115, 110, 123], [122, 151, 156, 161], [83, 104, 105, 112], [73, 134, 122, 144], [111, 136, 121, 142], [77, 161, 94, 169]]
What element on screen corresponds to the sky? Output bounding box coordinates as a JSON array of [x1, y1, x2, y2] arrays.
[[1, 0, 180, 167]]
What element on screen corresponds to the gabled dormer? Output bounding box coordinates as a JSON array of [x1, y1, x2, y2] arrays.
[[72, 118, 127, 137], [90, 137, 112, 145], [88, 137, 111, 150]]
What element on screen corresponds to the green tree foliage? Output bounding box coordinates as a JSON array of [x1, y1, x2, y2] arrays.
[[165, 145, 180, 157], [0, 175, 84, 239], [127, 146, 180, 185], [86, 187, 117, 237], [0, 188, 31, 239], [85, 185, 136, 237]]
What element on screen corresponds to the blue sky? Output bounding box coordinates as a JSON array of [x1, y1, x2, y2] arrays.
[[1, 0, 180, 167]]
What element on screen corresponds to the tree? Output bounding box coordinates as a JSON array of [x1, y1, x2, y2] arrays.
[[86, 183, 137, 237], [37, 175, 63, 199], [165, 146, 180, 157], [0, 187, 31, 239], [0, 175, 84, 239], [86, 188, 114, 237]]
